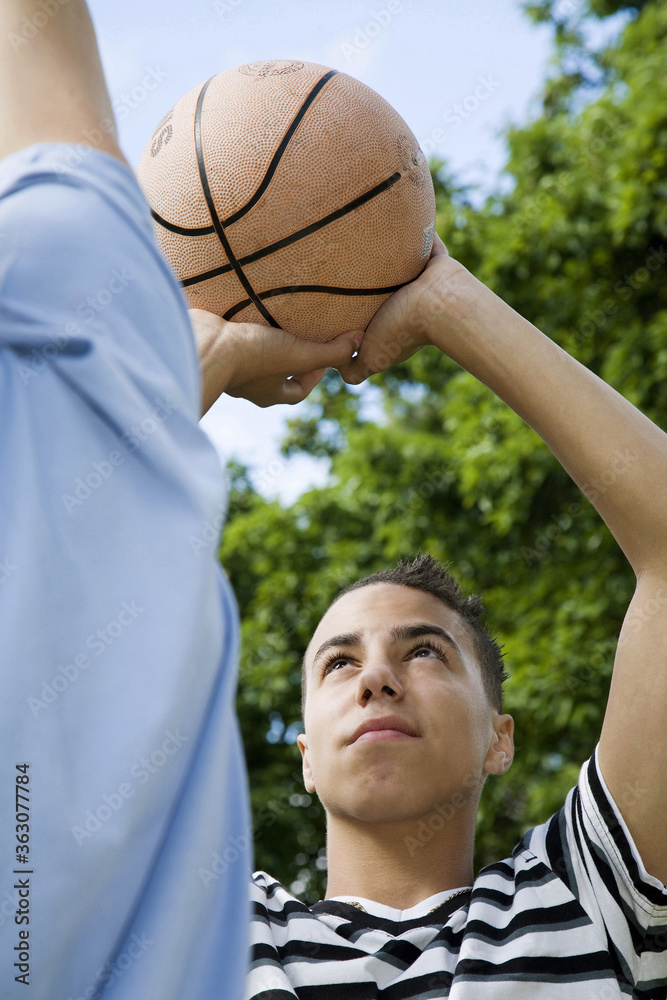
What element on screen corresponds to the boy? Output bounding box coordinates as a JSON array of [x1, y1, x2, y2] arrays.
[[244, 234, 667, 997]]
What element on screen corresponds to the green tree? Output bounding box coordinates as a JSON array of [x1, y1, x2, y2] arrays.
[[221, 0, 667, 902]]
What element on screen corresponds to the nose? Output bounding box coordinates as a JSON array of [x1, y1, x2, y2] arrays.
[[355, 655, 404, 706]]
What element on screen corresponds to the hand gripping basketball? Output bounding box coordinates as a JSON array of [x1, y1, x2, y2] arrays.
[[337, 233, 467, 385], [190, 309, 362, 412]]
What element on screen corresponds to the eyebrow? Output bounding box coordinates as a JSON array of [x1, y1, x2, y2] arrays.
[[311, 631, 362, 667], [311, 622, 463, 667], [393, 623, 463, 657]]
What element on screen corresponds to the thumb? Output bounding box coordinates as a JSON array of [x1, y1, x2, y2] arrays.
[[336, 354, 375, 385], [430, 232, 449, 258], [292, 328, 364, 374]]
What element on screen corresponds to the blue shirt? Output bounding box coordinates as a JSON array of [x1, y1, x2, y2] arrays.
[[0, 144, 251, 999]]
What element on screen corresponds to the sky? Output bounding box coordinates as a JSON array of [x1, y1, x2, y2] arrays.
[[87, 0, 623, 504]]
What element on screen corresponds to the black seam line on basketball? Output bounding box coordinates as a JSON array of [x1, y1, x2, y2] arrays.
[[194, 77, 280, 327], [182, 263, 233, 287], [222, 69, 339, 229], [181, 171, 402, 289], [151, 71, 339, 241], [154, 70, 340, 247], [222, 282, 408, 321], [150, 208, 215, 237]]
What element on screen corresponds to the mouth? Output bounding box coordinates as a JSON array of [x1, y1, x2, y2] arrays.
[[349, 716, 420, 745]]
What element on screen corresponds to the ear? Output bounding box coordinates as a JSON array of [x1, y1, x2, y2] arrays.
[[484, 713, 514, 776], [297, 732, 316, 793]]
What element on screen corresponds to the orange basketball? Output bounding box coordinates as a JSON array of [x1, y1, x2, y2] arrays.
[[137, 59, 436, 342]]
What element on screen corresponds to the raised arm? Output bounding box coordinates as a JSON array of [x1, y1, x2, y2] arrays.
[[0, 0, 124, 163], [340, 235, 667, 885], [0, 1, 360, 411]]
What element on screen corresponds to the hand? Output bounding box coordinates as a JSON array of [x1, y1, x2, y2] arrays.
[[189, 309, 363, 414], [336, 234, 469, 385]]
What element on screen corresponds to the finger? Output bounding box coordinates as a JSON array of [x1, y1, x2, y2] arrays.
[[222, 322, 364, 383], [430, 232, 449, 257], [336, 322, 390, 384], [188, 307, 224, 326], [336, 356, 375, 385], [281, 368, 328, 403], [286, 328, 364, 375]]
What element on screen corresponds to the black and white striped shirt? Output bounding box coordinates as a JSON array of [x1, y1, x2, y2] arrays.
[[246, 749, 667, 998]]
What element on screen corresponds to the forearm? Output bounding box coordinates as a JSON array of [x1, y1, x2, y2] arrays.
[[0, 0, 123, 163], [428, 268, 667, 575]]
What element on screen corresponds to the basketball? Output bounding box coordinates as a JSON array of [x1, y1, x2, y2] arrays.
[[137, 59, 436, 342]]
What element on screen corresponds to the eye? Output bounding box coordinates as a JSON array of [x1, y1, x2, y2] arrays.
[[321, 652, 354, 676], [410, 641, 448, 662]]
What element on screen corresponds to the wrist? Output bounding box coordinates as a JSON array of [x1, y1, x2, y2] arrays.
[[190, 310, 239, 414], [418, 259, 484, 350]]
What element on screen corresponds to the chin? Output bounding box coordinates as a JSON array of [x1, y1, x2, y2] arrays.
[[324, 775, 436, 825]]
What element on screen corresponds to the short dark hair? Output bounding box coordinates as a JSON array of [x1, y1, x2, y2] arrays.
[[301, 553, 508, 714]]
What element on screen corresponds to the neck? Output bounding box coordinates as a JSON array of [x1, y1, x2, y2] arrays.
[[323, 804, 476, 910]]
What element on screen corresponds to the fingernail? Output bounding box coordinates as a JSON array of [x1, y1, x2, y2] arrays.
[[353, 333, 363, 351]]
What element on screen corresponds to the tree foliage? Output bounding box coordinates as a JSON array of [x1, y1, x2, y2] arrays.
[[220, 0, 667, 902]]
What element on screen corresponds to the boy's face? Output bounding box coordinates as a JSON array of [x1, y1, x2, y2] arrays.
[[298, 583, 513, 826]]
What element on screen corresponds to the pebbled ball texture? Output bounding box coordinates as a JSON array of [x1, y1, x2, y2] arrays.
[[137, 59, 436, 342]]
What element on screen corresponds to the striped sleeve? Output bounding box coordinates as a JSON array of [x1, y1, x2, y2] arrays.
[[245, 873, 300, 999], [541, 746, 667, 995]]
